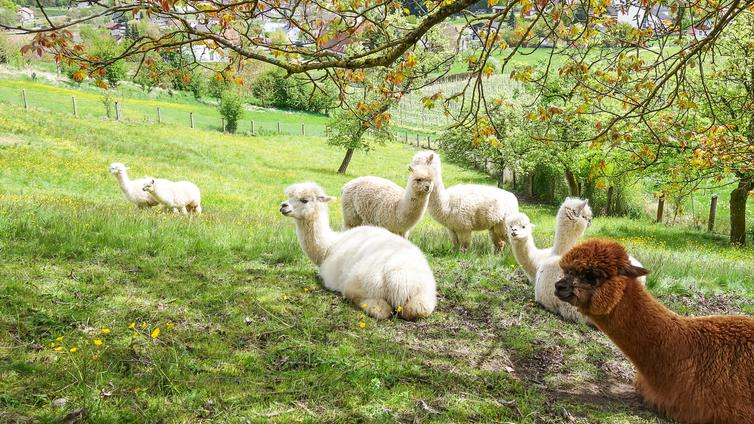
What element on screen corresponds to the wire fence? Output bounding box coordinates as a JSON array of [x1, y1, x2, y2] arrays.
[[2, 87, 439, 147]]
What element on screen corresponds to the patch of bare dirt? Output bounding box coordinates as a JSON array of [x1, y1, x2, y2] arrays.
[[0, 135, 25, 146]]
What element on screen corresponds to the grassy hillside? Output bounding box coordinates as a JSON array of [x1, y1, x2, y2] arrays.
[[0, 102, 752, 423]]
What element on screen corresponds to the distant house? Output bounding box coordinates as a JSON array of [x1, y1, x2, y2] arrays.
[[17, 7, 34, 24]]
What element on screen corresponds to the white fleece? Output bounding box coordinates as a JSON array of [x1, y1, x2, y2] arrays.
[[108, 162, 160, 208], [143, 178, 202, 216]]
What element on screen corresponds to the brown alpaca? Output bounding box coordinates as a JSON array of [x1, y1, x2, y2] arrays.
[[555, 239, 754, 424]]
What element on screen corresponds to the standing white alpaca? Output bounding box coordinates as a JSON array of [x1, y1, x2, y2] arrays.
[[506, 212, 549, 283], [341, 154, 435, 238], [412, 151, 519, 253], [534, 198, 646, 324], [142, 178, 202, 216], [108, 162, 160, 208], [280, 182, 437, 320]]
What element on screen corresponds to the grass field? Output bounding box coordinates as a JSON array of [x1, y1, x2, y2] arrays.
[[1, 99, 752, 423]]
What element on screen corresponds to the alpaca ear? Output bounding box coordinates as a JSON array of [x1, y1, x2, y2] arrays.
[[317, 195, 336, 203], [408, 165, 414, 172], [425, 153, 434, 164], [619, 265, 649, 278]]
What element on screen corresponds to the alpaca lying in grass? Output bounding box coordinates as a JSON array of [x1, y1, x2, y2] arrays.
[[530, 198, 645, 324], [412, 151, 518, 253], [108, 162, 160, 208], [556, 239, 754, 424], [142, 178, 202, 216], [340, 153, 435, 238], [280, 182, 436, 320]]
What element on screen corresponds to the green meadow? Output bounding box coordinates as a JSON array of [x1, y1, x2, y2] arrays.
[[0, 91, 752, 422]]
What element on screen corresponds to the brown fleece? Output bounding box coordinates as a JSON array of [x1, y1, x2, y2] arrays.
[[559, 239, 754, 424]]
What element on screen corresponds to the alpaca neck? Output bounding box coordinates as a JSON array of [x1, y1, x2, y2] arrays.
[[115, 172, 132, 193], [148, 183, 172, 204], [590, 281, 682, 381], [397, 181, 430, 226], [511, 236, 540, 278], [428, 168, 451, 219], [295, 211, 336, 266], [552, 222, 583, 255]]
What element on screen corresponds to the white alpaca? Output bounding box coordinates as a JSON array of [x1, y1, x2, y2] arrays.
[[280, 182, 437, 320], [506, 212, 549, 283], [142, 178, 202, 216], [341, 154, 435, 238], [108, 162, 160, 208], [412, 151, 519, 253], [533, 198, 646, 324]]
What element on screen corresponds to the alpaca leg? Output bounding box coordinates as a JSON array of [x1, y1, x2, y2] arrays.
[[447, 229, 459, 247], [456, 231, 472, 252], [193, 204, 202, 215], [171, 207, 180, 214], [489, 225, 507, 254], [400, 295, 434, 321], [344, 283, 392, 319], [180, 206, 188, 216]]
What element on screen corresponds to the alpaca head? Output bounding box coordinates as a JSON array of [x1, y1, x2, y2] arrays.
[[280, 182, 336, 221], [412, 151, 441, 174], [557, 197, 593, 234], [408, 153, 435, 194], [142, 178, 157, 193], [109, 162, 128, 175], [555, 239, 648, 315], [506, 212, 534, 241]]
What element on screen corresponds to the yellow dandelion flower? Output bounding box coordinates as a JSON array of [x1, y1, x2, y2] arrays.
[[361, 303, 367, 309], [283, 295, 288, 300], [396, 306, 403, 313], [69, 347, 78, 353], [151, 327, 160, 339], [358, 321, 366, 328], [166, 322, 174, 330], [141, 322, 147, 328], [101, 328, 110, 335], [94, 339, 103, 346], [50, 342, 56, 348], [303, 287, 309, 292], [128, 322, 136, 329], [54, 346, 63, 352], [56, 336, 64, 341]]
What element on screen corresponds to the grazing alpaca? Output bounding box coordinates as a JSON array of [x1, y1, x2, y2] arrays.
[[280, 182, 436, 320], [340, 154, 435, 238], [412, 151, 519, 253], [108, 162, 160, 208], [506, 212, 548, 282], [142, 178, 202, 216], [555, 239, 754, 424]]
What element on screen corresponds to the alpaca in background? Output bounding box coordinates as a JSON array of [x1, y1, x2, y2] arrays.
[[340, 153, 435, 238], [143, 178, 202, 216], [108, 162, 160, 208], [412, 151, 519, 253]]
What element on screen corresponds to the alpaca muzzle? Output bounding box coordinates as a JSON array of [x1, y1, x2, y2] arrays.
[[555, 277, 574, 301], [279, 202, 292, 216]]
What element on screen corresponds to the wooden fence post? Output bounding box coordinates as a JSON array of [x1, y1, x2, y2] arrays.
[[301, 123, 305, 136], [22, 89, 28, 109], [221, 117, 225, 132], [415, 134, 419, 147], [656, 194, 665, 223], [277, 121, 281, 134], [404, 132, 408, 143], [707, 194, 718, 232], [72, 96, 77, 116], [157, 107, 161, 124], [250, 120, 254, 135], [190, 112, 194, 129], [606, 186, 614, 216], [115, 101, 120, 121], [427, 135, 431, 149]]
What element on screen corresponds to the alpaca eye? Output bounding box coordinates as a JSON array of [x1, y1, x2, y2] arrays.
[[300, 199, 308, 204]]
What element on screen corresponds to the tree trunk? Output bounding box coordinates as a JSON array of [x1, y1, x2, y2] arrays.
[[729, 177, 751, 246], [606, 186, 614, 216], [564, 169, 580, 197], [337, 148, 354, 174], [525, 173, 534, 198]]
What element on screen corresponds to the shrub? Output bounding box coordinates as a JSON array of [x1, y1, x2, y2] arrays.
[[251, 69, 334, 113], [218, 90, 244, 133]]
